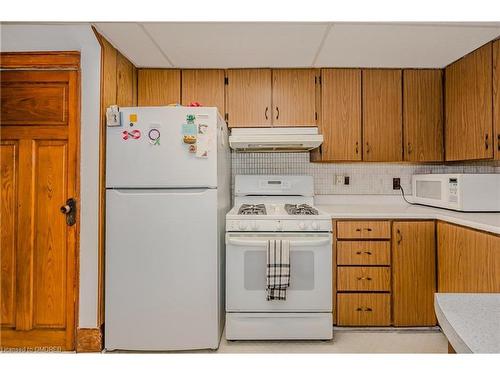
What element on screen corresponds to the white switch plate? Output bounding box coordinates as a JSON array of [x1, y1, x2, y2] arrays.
[[335, 175, 344, 185]]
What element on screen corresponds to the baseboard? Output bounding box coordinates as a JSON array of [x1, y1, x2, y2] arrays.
[[76, 326, 103, 353]]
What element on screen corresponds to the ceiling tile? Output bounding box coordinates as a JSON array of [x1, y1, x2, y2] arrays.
[[142, 22, 329, 68], [93, 23, 172, 67], [316, 24, 500, 68]]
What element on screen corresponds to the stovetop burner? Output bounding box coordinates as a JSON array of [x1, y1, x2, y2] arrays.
[[238, 204, 267, 215], [285, 204, 319, 215]]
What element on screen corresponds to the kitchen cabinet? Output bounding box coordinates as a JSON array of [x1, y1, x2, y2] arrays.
[[403, 69, 443, 162], [181, 69, 225, 114], [337, 241, 391, 266], [337, 267, 391, 292], [272, 68, 317, 127], [116, 52, 137, 107], [320, 69, 362, 161], [445, 43, 493, 161], [337, 220, 391, 239], [362, 69, 403, 161], [225, 69, 272, 127], [137, 69, 181, 106], [493, 40, 500, 160], [437, 222, 500, 293], [337, 293, 391, 326], [392, 221, 436, 326]]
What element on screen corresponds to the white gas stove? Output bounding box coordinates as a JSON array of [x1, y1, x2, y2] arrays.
[[225, 175, 333, 341]]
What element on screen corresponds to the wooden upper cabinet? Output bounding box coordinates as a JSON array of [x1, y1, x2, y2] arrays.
[[445, 43, 493, 161], [403, 70, 444, 162], [225, 69, 271, 127], [392, 221, 436, 327], [362, 69, 403, 161], [181, 69, 225, 114], [116, 52, 137, 107], [137, 69, 181, 106], [494, 40, 500, 160], [272, 69, 317, 126], [320, 69, 362, 161]]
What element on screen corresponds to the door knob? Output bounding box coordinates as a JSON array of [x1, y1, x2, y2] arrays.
[[60, 198, 77, 226]]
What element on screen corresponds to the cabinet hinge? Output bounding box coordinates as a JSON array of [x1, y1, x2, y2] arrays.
[[224, 77, 229, 85]]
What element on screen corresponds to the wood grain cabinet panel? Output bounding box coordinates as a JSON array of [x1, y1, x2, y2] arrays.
[[272, 69, 317, 127], [320, 69, 362, 161], [116, 52, 137, 107], [403, 70, 444, 162], [138, 69, 181, 106], [392, 221, 436, 326], [437, 222, 500, 293], [337, 241, 391, 265], [445, 43, 493, 161], [226, 69, 272, 127], [362, 69, 403, 161], [337, 266, 391, 292], [181, 69, 225, 114], [337, 293, 391, 326], [337, 221, 391, 239], [494, 40, 500, 160]]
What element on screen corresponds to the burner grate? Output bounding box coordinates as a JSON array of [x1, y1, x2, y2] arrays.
[[285, 204, 318, 215], [238, 204, 267, 215]]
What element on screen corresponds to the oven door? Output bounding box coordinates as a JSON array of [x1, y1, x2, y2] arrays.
[[226, 232, 332, 312]]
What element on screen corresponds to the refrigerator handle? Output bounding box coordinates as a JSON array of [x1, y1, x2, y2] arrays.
[[110, 188, 213, 195]]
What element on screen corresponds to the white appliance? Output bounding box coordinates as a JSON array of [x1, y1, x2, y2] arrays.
[[412, 174, 500, 212], [225, 175, 333, 340], [229, 127, 323, 152], [105, 106, 230, 351]]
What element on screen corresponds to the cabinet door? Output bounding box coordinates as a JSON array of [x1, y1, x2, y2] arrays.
[[392, 221, 436, 326], [272, 69, 317, 127], [493, 40, 500, 160], [403, 70, 443, 162], [362, 69, 403, 161], [445, 43, 493, 161], [138, 69, 181, 106], [181, 69, 225, 114], [320, 69, 361, 160], [437, 222, 500, 293], [226, 69, 271, 127], [116, 52, 137, 107]]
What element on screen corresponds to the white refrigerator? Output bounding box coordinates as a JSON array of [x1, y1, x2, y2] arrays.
[[105, 106, 230, 351]]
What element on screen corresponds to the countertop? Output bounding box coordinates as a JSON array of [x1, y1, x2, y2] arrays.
[[434, 293, 500, 353], [314, 195, 500, 235]]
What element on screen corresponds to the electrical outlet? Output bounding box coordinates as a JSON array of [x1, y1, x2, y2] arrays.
[[335, 175, 344, 185], [344, 176, 350, 185], [393, 177, 401, 190]]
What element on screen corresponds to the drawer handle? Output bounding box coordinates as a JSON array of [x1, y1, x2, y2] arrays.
[[396, 229, 402, 245], [356, 307, 373, 312], [357, 277, 372, 281], [356, 251, 372, 255]]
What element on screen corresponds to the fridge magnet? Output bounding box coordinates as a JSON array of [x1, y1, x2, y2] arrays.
[[182, 123, 197, 144], [186, 114, 196, 124], [148, 128, 161, 146], [196, 123, 210, 158], [129, 113, 138, 127], [122, 129, 141, 140], [188, 144, 197, 153]]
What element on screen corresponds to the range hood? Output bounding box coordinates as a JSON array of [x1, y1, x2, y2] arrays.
[[229, 127, 323, 152]]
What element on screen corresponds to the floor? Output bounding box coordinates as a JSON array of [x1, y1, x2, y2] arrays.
[[216, 327, 448, 353]]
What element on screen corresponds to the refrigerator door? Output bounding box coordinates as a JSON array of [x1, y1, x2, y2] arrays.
[[105, 188, 221, 351], [106, 107, 219, 188]]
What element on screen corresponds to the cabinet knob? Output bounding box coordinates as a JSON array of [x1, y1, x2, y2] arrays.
[[366, 142, 370, 153], [485, 134, 489, 150], [396, 229, 402, 245], [355, 141, 359, 154], [357, 276, 372, 281], [497, 134, 500, 151], [265, 107, 269, 120], [356, 251, 372, 255], [407, 142, 413, 154], [356, 307, 373, 312], [275, 106, 280, 120]]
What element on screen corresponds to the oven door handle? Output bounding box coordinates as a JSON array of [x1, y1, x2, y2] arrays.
[[227, 238, 331, 247]]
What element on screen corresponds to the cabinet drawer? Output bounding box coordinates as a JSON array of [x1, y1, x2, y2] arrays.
[[337, 293, 391, 326], [337, 241, 391, 265], [337, 266, 391, 291], [337, 221, 391, 239]]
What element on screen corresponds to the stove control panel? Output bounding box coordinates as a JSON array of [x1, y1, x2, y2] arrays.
[[226, 219, 332, 232]]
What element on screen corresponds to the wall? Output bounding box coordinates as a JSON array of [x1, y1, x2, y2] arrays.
[[232, 152, 500, 195], [1, 24, 101, 328]]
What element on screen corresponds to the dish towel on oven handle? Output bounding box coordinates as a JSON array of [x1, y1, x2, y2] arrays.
[[266, 239, 290, 301]]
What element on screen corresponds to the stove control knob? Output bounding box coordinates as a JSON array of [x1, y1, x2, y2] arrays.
[[238, 222, 247, 230], [276, 221, 283, 231], [311, 221, 319, 230], [298, 222, 306, 230], [250, 221, 258, 230]]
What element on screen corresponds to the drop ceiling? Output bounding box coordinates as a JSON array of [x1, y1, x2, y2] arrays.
[[93, 22, 500, 68]]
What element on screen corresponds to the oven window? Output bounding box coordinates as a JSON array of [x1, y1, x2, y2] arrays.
[[243, 250, 315, 291], [416, 180, 441, 200]]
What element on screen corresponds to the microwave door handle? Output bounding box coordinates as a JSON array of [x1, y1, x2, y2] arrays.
[[227, 238, 331, 247]]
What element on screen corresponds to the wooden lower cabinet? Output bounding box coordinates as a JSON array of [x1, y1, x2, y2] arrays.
[[337, 241, 391, 266], [337, 293, 391, 326], [392, 221, 437, 326], [336, 220, 391, 239], [337, 267, 391, 292]]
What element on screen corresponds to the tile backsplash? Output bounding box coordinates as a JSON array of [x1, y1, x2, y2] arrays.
[[231, 152, 500, 195]]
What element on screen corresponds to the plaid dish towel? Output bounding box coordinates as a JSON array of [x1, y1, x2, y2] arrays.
[[266, 239, 290, 301]]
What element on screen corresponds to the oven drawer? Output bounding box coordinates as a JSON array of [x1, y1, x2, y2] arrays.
[[337, 266, 391, 292], [337, 221, 391, 239], [337, 241, 391, 265], [337, 293, 391, 326]]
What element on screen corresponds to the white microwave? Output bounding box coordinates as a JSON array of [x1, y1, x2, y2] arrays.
[[412, 174, 500, 212]]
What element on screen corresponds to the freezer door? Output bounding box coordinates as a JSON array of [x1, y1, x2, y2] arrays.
[[106, 107, 219, 188], [105, 188, 221, 350]]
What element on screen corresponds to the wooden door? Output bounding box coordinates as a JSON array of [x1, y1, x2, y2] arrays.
[[445, 43, 493, 161], [437, 222, 500, 293], [0, 66, 79, 350], [137, 69, 181, 106], [272, 69, 317, 127], [494, 40, 500, 160], [362, 69, 403, 161], [320, 69, 362, 161], [181, 69, 225, 114], [403, 70, 444, 162], [392, 221, 436, 326]]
